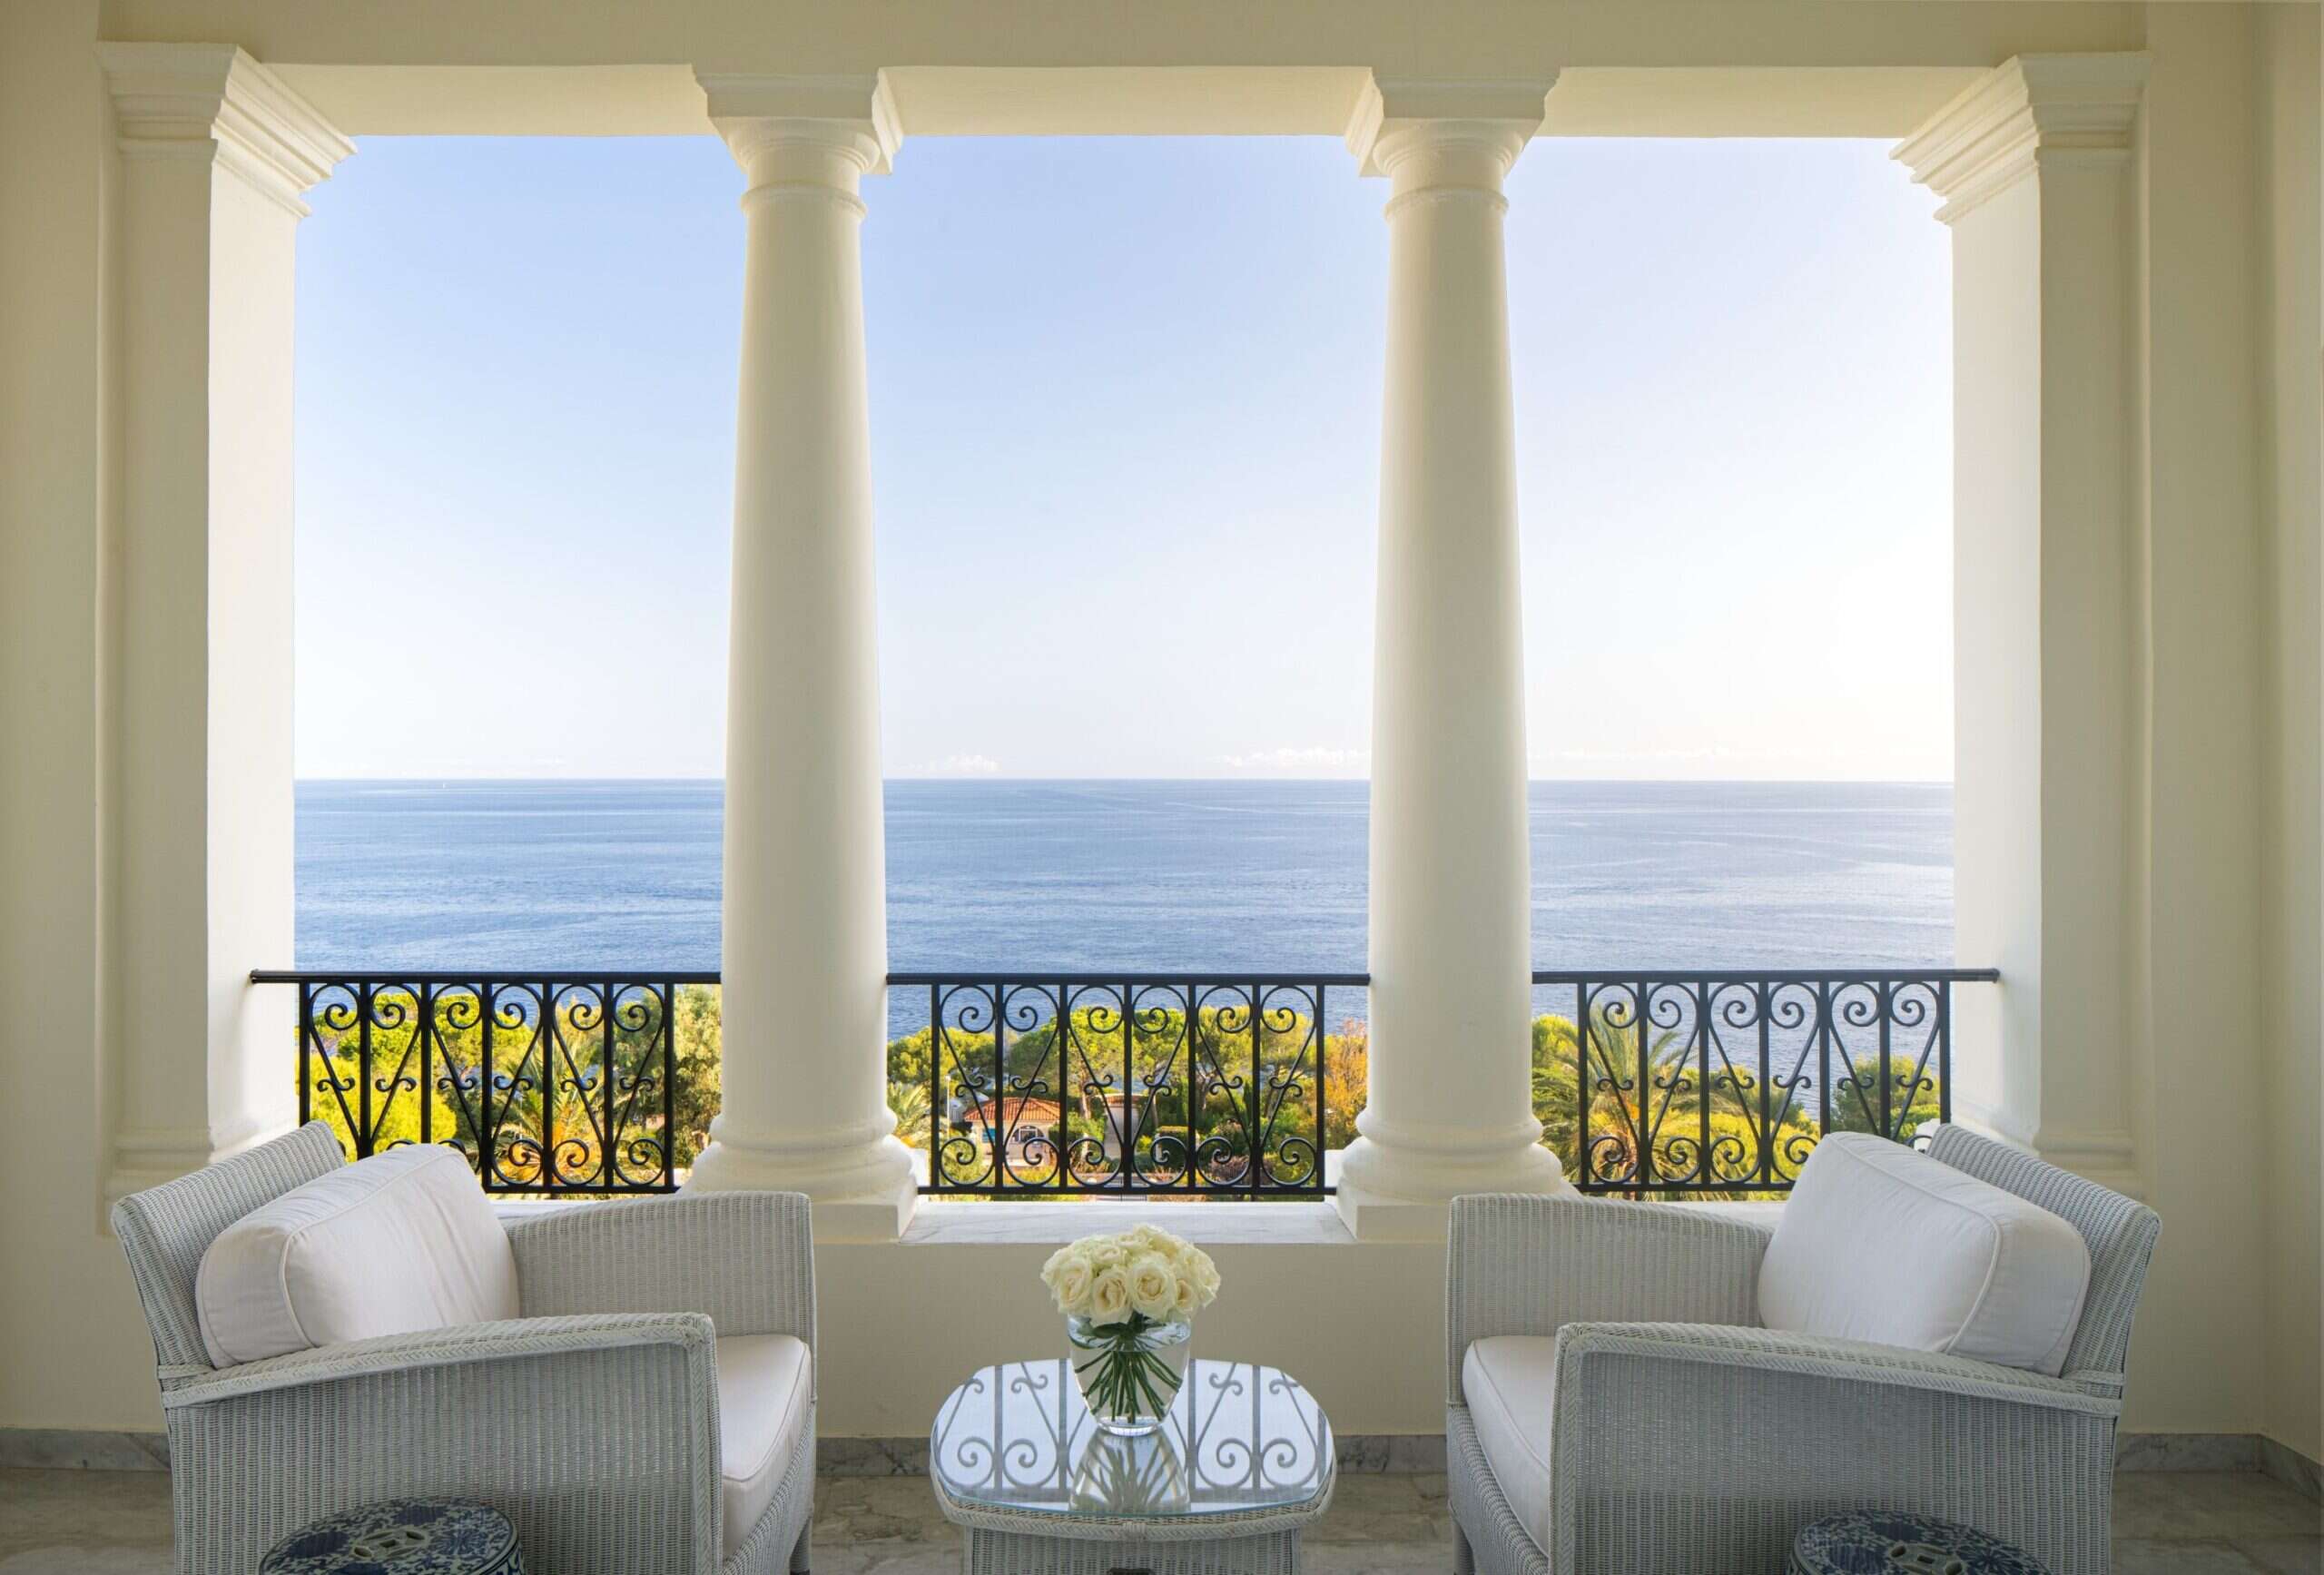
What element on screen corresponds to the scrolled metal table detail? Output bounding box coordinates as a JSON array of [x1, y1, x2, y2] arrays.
[[930, 1358, 1334, 1574]]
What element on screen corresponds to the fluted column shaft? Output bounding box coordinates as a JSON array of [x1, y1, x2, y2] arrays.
[[1337, 82, 1571, 1238], [686, 76, 916, 1235]]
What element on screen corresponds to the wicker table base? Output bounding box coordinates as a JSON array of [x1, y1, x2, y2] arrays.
[[963, 1525, 1305, 1575]]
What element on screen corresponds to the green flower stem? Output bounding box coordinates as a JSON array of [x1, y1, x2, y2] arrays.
[[1071, 1317, 1185, 1422]]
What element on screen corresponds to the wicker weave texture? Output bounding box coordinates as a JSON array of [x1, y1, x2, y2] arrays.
[[1446, 1127, 2160, 1575], [114, 1123, 816, 1575], [507, 1191, 816, 1349], [1448, 1406, 1548, 1575], [1445, 1195, 1768, 1403], [166, 1328, 720, 1573], [111, 1120, 346, 1382], [1546, 1324, 2119, 1575], [723, 1403, 817, 1575], [960, 1527, 1305, 1574], [932, 1482, 1334, 1544], [1924, 1125, 2161, 1387]]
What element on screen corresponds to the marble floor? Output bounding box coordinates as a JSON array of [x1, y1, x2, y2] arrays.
[[1, 1467, 2315, 1574]]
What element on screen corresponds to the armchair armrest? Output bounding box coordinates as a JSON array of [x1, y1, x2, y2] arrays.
[[1446, 1196, 1767, 1401], [1537, 1320, 2122, 1575], [1552, 1321, 2120, 1419], [161, 1310, 715, 1410], [506, 1191, 815, 1347], [158, 1313, 724, 1575]]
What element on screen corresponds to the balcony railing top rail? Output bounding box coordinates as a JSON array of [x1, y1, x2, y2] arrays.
[[1530, 968, 2001, 984], [885, 971, 1374, 987], [251, 970, 722, 985], [253, 964, 1995, 1201]]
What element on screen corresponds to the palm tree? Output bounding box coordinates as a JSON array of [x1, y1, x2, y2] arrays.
[[888, 1078, 932, 1148], [1532, 1007, 1821, 1195]]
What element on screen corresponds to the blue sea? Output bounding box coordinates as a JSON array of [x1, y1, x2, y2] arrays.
[[294, 780, 1954, 989]]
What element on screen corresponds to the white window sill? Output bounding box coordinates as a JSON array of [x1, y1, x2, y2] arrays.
[[899, 1196, 1784, 1246], [902, 1200, 1354, 1246], [493, 1194, 1782, 1245]]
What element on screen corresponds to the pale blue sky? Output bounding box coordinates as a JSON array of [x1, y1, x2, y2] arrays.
[[293, 133, 1949, 781]]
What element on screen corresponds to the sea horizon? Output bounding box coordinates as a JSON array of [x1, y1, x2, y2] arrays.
[[296, 778, 1956, 991], [296, 774, 1955, 786]]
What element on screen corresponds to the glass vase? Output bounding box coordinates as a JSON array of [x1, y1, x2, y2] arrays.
[[1070, 1426, 1191, 1514], [1065, 1314, 1192, 1435]]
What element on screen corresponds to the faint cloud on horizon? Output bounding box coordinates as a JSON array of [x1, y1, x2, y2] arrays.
[[912, 753, 1003, 777], [1217, 745, 1370, 776]]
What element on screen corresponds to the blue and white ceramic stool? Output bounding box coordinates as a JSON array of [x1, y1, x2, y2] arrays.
[[259, 1498, 525, 1575], [1790, 1511, 2051, 1575]]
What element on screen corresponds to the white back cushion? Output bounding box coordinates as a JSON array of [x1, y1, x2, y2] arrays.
[[197, 1144, 519, 1367], [1758, 1132, 2092, 1375]]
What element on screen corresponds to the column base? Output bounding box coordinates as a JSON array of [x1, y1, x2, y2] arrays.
[[684, 1124, 921, 1240], [1330, 1131, 1573, 1242]]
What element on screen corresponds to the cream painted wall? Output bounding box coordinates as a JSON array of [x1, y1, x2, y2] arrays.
[[2254, 1, 2323, 1468], [2127, 2, 2273, 1439], [819, 1227, 1448, 1437], [0, 0, 160, 1432], [0, 0, 2318, 1449]]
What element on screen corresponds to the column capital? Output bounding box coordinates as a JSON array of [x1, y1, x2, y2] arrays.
[[696, 70, 901, 179], [97, 42, 351, 219], [1893, 53, 2148, 225], [1344, 74, 1555, 183]]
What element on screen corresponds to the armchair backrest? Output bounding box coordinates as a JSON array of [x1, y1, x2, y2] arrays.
[[110, 1120, 347, 1385], [1923, 1124, 2161, 1386]]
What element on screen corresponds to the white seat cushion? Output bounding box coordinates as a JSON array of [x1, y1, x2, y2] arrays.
[[1759, 1132, 2093, 1375], [195, 1144, 519, 1367], [1462, 1335, 1557, 1558], [717, 1334, 812, 1555]]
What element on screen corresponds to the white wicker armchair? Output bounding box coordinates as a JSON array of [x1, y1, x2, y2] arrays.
[[1445, 1126, 2162, 1575], [112, 1121, 818, 1575]]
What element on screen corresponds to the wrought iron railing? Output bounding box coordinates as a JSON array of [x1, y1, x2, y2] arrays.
[[252, 970, 715, 1195], [255, 964, 1991, 1201], [1531, 969, 1998, 1196], [896, 973, 1361, 1197]]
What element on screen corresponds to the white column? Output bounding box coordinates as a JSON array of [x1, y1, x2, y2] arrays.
[[1896, 54, 2149, 1196], [685, 72, 917, 1236], [97, 44, 350, 1205], [1336, 77, 1571, 1240]]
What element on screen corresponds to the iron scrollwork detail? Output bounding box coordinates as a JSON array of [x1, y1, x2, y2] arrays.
[[280, 970, 699, 1196], [913, 972, 1345, 1197], [1546, 969, 1988, 1197]]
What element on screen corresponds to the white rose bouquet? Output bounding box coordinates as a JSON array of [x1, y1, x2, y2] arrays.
[[1041, 1225, 1218, 1430]]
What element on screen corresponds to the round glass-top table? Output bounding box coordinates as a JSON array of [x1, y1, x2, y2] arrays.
[[929, 1358, 1335, 1573]]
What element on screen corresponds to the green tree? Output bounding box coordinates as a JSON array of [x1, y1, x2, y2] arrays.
[[1527, 1006, 1941, 1198], [669, 984, 724, 1169], [897, 1000, 1329, 1189], [300, 984, 718, 1193], [887, 1077, 931, 1147]]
